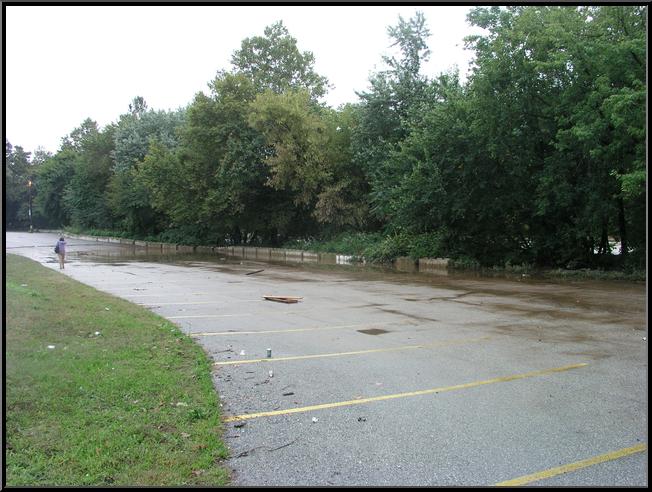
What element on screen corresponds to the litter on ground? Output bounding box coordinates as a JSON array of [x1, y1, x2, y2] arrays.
[[263, 295, 303, 304]]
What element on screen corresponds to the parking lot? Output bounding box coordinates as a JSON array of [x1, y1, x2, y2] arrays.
[[6, 232, 647, 486]]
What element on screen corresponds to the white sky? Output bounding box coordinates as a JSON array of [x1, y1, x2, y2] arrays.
[[5, 5, 484, 155]]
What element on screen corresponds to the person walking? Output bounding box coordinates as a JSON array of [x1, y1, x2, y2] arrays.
[[55, 236, 67, 269]]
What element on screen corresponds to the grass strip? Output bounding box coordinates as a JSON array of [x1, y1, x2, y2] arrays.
[[4, 254, 230, 486]]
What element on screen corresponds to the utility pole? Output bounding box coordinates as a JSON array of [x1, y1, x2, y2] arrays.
[[28, 179, 33, 233]]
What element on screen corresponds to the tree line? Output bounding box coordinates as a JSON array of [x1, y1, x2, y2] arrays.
[[6, 6, 646, 269]]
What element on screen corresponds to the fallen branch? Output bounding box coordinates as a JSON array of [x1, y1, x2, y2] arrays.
[[263, 295, 303, 304]]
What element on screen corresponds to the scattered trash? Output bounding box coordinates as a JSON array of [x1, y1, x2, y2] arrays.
[[239, 350, 246, 356], [47, 345, 55, 349], [181, 432, 190, 438], [246, 269, 265, 276], [282, 392, 295, 396], [176, 402, 188, 407], [267, 348, 272, 358], [263, 295, 303, 304], [94, 331, 100, 336], [312, 417, 319, 423], [20, 284, 27, 287], [357, 417, 367, 422], [105, 307, 110, 311], [269, 370, 274, 378], [643, 337, 647, 342]]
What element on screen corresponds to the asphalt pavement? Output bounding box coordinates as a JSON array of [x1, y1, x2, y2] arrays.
[[5, 231, 647, 486]]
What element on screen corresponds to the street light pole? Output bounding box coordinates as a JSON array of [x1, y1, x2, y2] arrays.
[[28, 179, 33, 233]]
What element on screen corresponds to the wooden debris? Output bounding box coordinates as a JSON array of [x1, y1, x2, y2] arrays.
[[245, 269, 265, 275], [263, 295, 303, 304]]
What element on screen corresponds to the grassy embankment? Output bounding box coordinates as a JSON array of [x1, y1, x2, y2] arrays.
[[5, 254, 230, 486]]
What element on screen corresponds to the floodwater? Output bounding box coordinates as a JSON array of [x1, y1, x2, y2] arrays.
[[65, 242, 646, 331]]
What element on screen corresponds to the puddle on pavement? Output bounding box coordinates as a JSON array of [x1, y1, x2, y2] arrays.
[[357, 328, 390, 335]]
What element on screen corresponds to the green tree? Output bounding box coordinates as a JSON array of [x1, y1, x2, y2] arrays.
[[108, 97, 186, 235], [231, 21, 329, 100], [62, 120, 116, 229], [351, 11, 433, 225], [249, 92, 369, 230], [5, 140, 33, 229], [33, 148, 76, 227]]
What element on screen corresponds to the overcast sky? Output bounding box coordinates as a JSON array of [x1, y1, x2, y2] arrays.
[[5, 5, 485, 155]]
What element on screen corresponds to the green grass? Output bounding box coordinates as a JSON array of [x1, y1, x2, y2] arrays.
[[4, 254, 230, 486]]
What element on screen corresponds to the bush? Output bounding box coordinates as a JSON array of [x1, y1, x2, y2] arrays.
[[362, 233, 409, 263], [406, 232, 445, 259]]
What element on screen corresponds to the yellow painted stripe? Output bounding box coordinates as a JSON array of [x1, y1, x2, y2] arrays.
[[118, 292, 218, 298], [191, 322, 393, 337], [495, 443, 647, 486], [139, 300, 261, 306], [169, 314, 253, 319], [170, 310, 307, 320], [223, 362, 588, 422], [214, 336, 492, 365]]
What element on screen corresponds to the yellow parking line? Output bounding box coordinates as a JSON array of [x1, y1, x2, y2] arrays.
[[119, 293, 217, 298], [170, 311, 308, 320], [190, 322, 393, 337], [171, 314, 254, 319], [138, 300, 260, 306], [215, 336, 492, 365], [495, 443, 647, 486], [223, 362, 588, 422]]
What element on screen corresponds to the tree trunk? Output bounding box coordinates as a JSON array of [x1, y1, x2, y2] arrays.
[[268, 228, 278, 247], [617, 198, 627, 257], [599, 217, 608, 255]]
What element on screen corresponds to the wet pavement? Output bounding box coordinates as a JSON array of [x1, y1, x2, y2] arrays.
[[5, 231, 648, 486]]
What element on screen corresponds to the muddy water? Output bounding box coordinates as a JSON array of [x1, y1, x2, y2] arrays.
[[68, 243, 646, 332]]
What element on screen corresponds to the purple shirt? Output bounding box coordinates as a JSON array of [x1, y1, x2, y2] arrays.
[[57, 240, 66, 254]]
